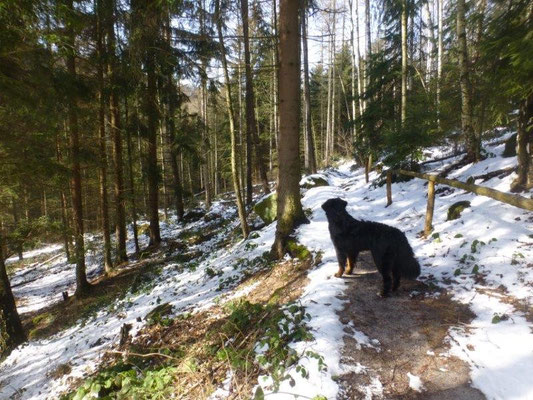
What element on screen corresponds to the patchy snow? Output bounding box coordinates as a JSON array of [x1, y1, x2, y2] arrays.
[[407, 372, 424, 392], [5, 244, 63, 265], [2, 132, 532, 400]]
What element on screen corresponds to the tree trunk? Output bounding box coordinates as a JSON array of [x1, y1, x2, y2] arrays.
[[437, 0, 443, 130], [198, 0, 212, 210], [106, 0, 128, 262], [511, 93, 533, 192], [457, 0, 480, 162], [301, 3, 317, 174], [125, 100, 140, 254], [144, 3, 161, 246], [65, 0, 90, 296], [365, 0, 371, 89], [241, 0, 270, 196], [401, 0, 408, 126], [272, 0, 308, 258], [0, 234, 26, 355], [216, 0, 249, 239], [11, 199, 22, 261], [96, 0, 113, 272]]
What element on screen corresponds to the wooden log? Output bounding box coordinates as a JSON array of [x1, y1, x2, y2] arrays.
[[386, 171, 392, 206], [396, 169, 533, 211], [424, 180, 435, 237]]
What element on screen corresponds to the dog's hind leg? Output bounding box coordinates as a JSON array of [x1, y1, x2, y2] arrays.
[[345, 252, 358, 275], [334, 250, 347, 277], [373, 251, 393, 297], [392, 266, 401, 292]]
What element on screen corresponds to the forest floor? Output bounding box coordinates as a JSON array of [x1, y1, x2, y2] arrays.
[[1, 129, 532, 400]]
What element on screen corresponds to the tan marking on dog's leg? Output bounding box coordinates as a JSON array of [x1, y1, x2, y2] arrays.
[[334, 266, 344, 278], [345, 257, 354, 275]]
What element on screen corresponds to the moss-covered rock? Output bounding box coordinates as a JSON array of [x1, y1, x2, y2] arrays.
[[145, 303, 173, 324], [286, 239, 311, 260], [300, 174, 330, 189], [447, 201, 471, 221], [254, 192, 277, 224], [137, 223, 150, 237]]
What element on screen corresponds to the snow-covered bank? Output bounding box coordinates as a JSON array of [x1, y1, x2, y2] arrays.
[[1, 132, 532, 400]]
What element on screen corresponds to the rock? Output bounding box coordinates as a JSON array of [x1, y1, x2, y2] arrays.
[[447, 201, 471, 221], [253, 192, 277, 224], [502, 133, 517, 157], [286, 239, 311, 260], [300, 174, 330, 189], [145, 303, 173, 322], [137, 223, 150, 237], [182, 208, 206, 223]]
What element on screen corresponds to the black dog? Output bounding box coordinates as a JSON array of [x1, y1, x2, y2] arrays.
[[321, 198, 420, 297]]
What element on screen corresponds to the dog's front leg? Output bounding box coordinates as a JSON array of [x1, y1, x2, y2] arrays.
[[345, 252, 358, 275], [335, 250, 347, 277]]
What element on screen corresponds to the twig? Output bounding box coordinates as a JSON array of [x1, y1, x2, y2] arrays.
[[105, 349, 181, 362]]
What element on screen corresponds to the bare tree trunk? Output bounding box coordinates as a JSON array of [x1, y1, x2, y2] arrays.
[[198, 0, 212, 210], [348, 0, 359, 142], [65, 0, 90, 296], [96, 0, 113, 272], [0, 234, 26, 355], [365, 0, 371, 87], [401, 0, 408, 126], [241, 0, 270, 196], [301, 3, 317, 174], [272, 0, 308, 258], [437, 0, 443, 130], [105, 0, 128, 262], [457, 0, 480, 162], [144, 2, 161, 246], [511, 93, 533, 192], [216, 0, 249, 238], [125, 99, 140, 254]]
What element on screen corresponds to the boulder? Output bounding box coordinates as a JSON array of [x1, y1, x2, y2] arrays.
[[447, 201, 471, 221], [254, 192, 277, 224], [300, 174, 330, 189]]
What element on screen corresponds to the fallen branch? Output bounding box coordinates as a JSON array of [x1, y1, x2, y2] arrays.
[[105, 349, 182, 362]]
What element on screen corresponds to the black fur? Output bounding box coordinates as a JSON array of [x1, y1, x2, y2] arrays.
[[321, 198, 421, 297]]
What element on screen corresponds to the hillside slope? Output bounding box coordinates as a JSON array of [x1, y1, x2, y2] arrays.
[[1, 132, 531, 400]]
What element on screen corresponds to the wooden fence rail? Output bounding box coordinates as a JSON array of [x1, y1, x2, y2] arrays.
[[385, 169, 533, 237]]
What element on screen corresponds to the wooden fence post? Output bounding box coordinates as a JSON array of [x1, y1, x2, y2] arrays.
[[424, 180, 435, 237], [386, 171, 392, 206]]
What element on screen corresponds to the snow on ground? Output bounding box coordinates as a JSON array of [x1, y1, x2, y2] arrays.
[[0, 201, 274, 400], [1, 131, 532, 400], [5, 244, 63, 265], [254, 134, 532, 399]]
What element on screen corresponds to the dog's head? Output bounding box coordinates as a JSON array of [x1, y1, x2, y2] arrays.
[[321, 198, 348, 216]]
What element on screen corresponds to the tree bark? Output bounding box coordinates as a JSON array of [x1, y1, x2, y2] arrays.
[[105, 0, 128, 262], [0, 234, 26, 355], [125, 99, 140, 254], [401, 0, 408, 126], [272, 0, 308, 258], [457, 0, 480, 162], [65, 0, 90, 296], [144, 1, 161, 246], [301, 3, 317, 174], [215, 0, 249, 239], [511, 93, 533, 192], [96, 0, 113, 272], [437, 0, 443, 130], [241, 0, 270, 196]]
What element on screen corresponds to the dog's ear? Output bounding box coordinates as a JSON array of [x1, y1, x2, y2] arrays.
[[339, 198, 348, 208]]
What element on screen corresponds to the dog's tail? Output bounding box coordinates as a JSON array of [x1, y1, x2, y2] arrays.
[[396, 234, 421, 279]]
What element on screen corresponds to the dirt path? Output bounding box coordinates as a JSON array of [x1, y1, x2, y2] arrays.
[[335, 252, 485, 400]]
